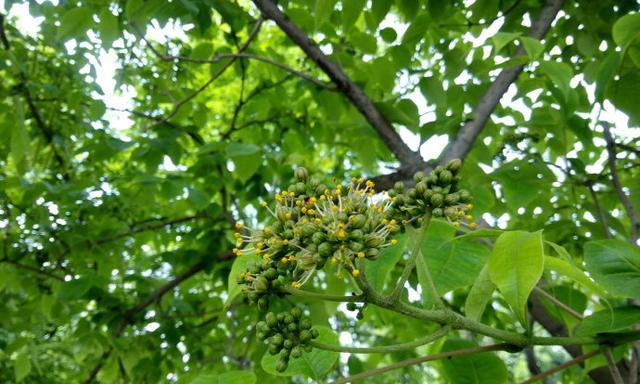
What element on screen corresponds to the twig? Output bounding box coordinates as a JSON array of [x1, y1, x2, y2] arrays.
[[520, 349, 600, 384], [311, 326, 448, 354], [0, 258, 65, 281], [331, 343, 511, 383], [281, 285, 365, 302], [252, 0, 420, 168], [602, 122, 639, 243], [586, 180, 612, 238], [601, 345, 625, 384], [534, 286, 583, 320], [151, 17, 264, 127], [388, 218, 430, 301]]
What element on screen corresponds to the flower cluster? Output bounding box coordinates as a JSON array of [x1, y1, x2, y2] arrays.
[[256, 307, 319, 372], [235, 167, 400, 301], [389, 159, 475, 228]]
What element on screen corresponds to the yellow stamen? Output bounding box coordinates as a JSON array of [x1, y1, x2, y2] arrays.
[[469, 222, 477, 229], [390, 239, 398, 245], [357, 252, 365, 259]]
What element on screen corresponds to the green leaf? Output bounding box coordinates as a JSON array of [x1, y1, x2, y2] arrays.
[[606, 71, 640, 126], [491, 32, 520, 53], [538, 61, 573, 102], [544, 256, 605, 296], [612, 13, 640, 48], [190, 43, 214, 60], [488, 230, 544, 327], [492, 160, 555, 208], [451, 228, 503, 241], [261, 326, 338, 379], [370, 0, 392, 28], [365, 233, 407, 292], [14, 351, 31, 382], [595, 52, 621, 102], [420, 220, 490, 295], [99, 9, 119, 47], [10, 97, 29, 173], [341, 0, 366, 30], [377, 99, 419, 130], [577, 306, 640, 336], [519, 37, 544, 60], [57, 8, 94, 41], [440, 338, 508, 384], [315, 0, 337, 29], [465, 264, 496, 321], [225, 143, 260, 156], [583, 239, 640, 299], [226, 254, 260, 307], [189, 371, 257, 384], [379, 27, 397, 43]]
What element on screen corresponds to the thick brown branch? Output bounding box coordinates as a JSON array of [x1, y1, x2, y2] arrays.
[[372, 0, 565, 190], [251, 0, 420, 168], [440, 0, 565, 163], [84, 249, 233, 383]]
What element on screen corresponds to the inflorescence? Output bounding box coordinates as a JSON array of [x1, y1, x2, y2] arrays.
[[234, 161, 473, 371]]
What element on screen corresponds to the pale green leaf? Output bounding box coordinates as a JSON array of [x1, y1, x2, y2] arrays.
[[576, 306, 640, 336], [225, 254, 260, 307], [57, 8, 94, 41], [465, 264, 496, 321], [612, 13, 640, 48], [440, 338, 508, 384], [14, 351, 31, 382], [488, 230, 544, 327], [583, 239, 640, 299], [491, 32, 520, 53]]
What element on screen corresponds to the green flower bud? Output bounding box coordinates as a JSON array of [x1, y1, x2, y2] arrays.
[[299, 319, 312, 330], [444, 193, 459, 205], [422, 189, 434, 200], [349, 229, 364, 241], [283, 314, 294, 324], [318, 242, 333, 257], [276, 313, 285, 322], [300, 223, 317, 237], [271, 333, 284, 346], [276, 359, 288, 372], [315, 184, 328, 196], [295, 167, 309, 182], [311, 329, 320, 339], [257, 331, 268, 340], [430, 193, 444, 207], [254, 276, 269, 292], [304, 345, 313, 353], [413, 171, 425, 183], [269, 344, 281, 355], [432, 208, 444, 217], [311, 231, 326, 244], [366, 248, 379, 259], [291, 346, 303, 358], [295, 182, 306, 195], [408, 188, 417, 198], [287, 323, 298, 332], [283, 339, 293, 349], [415, 181, 428, 194], [290, 307, 302, 319], [446, 159, 462, 173], [257, 321, 269, 332], [276, 207, 289, 222], [349, 214, 367, 228], [299, 329, 312, 342], [266, 312, 277, 327], [264, 268, 278, 280], [444, 206, 458, 217], [282, 229, 294, 239], [458, 189, 472, 203], [394, 181, 405, 192], [365, 234, 384, 248], [439, 170, 453, 184], [349, 242, 364, 252]]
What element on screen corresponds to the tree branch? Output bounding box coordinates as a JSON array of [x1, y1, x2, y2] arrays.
[[371, 0, 565, 190], [602, 122, 639, 243], [0, 258, 65, 281], [311, 326, 448, 354], [151, 17, 264, 127], [84, 249, 233, 383], [520, 349, 600, 384], [332, 343, 512, 384], [251, 0, 420, 168]]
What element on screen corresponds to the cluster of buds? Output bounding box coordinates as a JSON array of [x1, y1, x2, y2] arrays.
[[235, 167, 400, 300], [256, 307, 319, 372], [389, 159, 475, 228]]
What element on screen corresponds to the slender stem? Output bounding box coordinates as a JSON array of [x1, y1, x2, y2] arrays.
[[389, 217, 430, 301], [602, 345, 625, 384], [281, 286, 365, 303], [415, 251, 445, 309], [311, 326, 449, 354], [331, 343, 510, 384], [534, 287, 583, 320], [354, 273, 600, 347], [602, 121, 639, 243], [586, 181, 612, 238], [520, 350, 600, 384]]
